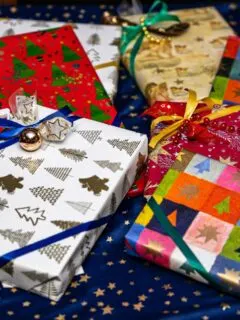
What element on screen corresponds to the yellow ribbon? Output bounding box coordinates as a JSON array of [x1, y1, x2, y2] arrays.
[[94, 61, 119, 70], [149, 90, 240, 149]]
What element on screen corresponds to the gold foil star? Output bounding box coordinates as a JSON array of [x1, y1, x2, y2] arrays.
[[102, 305, 114, 315], [145, 239, 165, 259], [108, 282, 116, 290], [218, 268, 240, 285], [176, 151, 185, 162], [122, 302, 129, 307], [138, 294, 148, 302], [133, 302, 144, 311], [221, 302, 231, 311], [94, 288, 105, 297], [22, 301, 31, 307], [55, 315, 66, 320], [80, 274, 91, 283], [219, 156, 237, 166]]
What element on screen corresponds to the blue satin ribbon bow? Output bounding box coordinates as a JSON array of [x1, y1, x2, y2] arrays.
[[0, 106, 79, 150]]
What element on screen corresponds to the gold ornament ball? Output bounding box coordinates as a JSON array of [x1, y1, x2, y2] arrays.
[[19, 128, 42, 152]]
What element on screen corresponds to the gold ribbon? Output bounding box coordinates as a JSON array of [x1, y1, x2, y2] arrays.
[[94, 61, 118, 70], [149, 90, 240, 149]]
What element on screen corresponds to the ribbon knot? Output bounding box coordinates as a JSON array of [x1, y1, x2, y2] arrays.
[[120, 0, 180, 77]]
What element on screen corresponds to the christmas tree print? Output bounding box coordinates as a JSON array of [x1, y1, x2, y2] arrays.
[[90, 104, 111, 122], [52, 64, 69, 86], [110, 37, 120, 45], [29, 186, 64, 205], [0, 198, 8, 211], [37, 281, 58, 298], [107, 138, 140, 156], [56, 95, 76, 112], [0, 229, 34, 248], [74, 129, 102, 144], [10, 156, 44, 174], [122, 173, 131, 198], [59, 148, 87, 162], [44, 167, 72, 181], [94, 160, 123, 173], [51, 220, 81, 234], [13, 57, 35, 79], [62, 45, 81, 62], [194, 158, 211, 173], [0, 40, 6, 48], [180, 262, 196, 276], [66, 201, 92, 214], [94, 80, 109, 100], [214, 196, 230, 214], [104, 193, 117, 214], [87, 48, 100, 63], [0, 92, 6, 99], [79, 175, 109, 195], [39, 244, 70, 264], [1, 261, 14, 277], [26, 39, 45, 56], [0, 174, 24, 193], [23, 270, 49, 283], [15, 207, 46, 226], [87, 33, 101, 45]]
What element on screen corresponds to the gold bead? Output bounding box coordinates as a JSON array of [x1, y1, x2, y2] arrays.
[[150, 37, 155, 42], [19, 128, 42, 152], [142, 26, 147, 31], [140, 17, 144, 23], [156, 39, 160, 44], [145, 31, 149, 36]]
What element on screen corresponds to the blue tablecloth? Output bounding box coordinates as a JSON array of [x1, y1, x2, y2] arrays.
[[0, 2, 240, 319]]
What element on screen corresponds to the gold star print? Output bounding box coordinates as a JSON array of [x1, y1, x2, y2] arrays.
[[98, 302, 105, 307], [133, 302, 144, 311], [179, 184, 199, 200], [119, 259, 126, 264], [55, 315, 66, 320], [81, 301, 88, 306], [167, 292, 175, 297], [94, 288, 105, 297], [90, 308, 97, 313], [102, 305, 114, 315], [196, 224, 220, 243], [181, 297, 188, 302], [145, 239, 165, 259], [106, 236, 113, 243], [10, 287, 17, 293], [70, 298, 77, 303], [219, 156, 237, 166], [162, 284, 172, 290], [107, 261, 114, 266], [80, 274, 91, 283], [117, 290, 123, 295], [148, 288, 154, 293], [7, 311, 14, 316], [22, 301, 31, 307], [50, 301, 57, 306], [138, 294, 147, 302], [34, 315, 41, 319], [71, 281, 79, 288], [176, 151, 185, 162], [108, 282, 116, 290], [193, 290, 201, 296], [218, 268, 240, 285], [122, 302, 130, 307], [221, 302, 231, 311], [202, 316, 209, 320]]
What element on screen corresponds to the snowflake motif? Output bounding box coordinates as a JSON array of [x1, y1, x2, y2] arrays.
[[157, 155, 174, 170]]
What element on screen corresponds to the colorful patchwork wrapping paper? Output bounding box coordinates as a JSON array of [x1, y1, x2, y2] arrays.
[[122, 6, 234, 105], [0, 19, 121, 100], [210, 36, 240, 105], [126, 149, 240, 296], [0, 26, 116, 123], [0, 105, 148, 301]]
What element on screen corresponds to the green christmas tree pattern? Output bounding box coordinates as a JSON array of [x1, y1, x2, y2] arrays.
[[94, 80, 109, 100], [214, 196, 230, 214], [26, 39, 45, 56], [0, 40, 6, 48], [90, 104, 111, 122], [62, 45, 81, 62], [56, 95, 76, 112], [52, 64, 69, 86], [13, 57, 35, 79]]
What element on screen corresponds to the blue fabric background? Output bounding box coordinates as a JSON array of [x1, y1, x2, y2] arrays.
[[0, 2, 240, 319]]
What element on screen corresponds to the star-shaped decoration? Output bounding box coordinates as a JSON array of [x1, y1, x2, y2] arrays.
[[221, 302, 231, 311], [102, 305, 114, 315], [90, 308, 97, 313], [165, 300, 171, 305], [7, 311, 14, 316], [50, 301, 57, 306], [148, 288, 154, 293], [162, 284, 172, 290], [196, 224, 220, 243], [107, 261, 114, 266], [70, 298, 77, 303], [122, 301, 130, 307], [97, 301, 104, 307], [43, 118, 71, 141], [23, 301, 31, 307], [181, 296, 188, 302], [179, 184, 199, 200], [145, 239, 165, 259], [219, 156, 237, 166], [218, 268, 240, 285], [119, 259, 126, 264], [10, 287, 18, 293], [133, 302, 144, 311], [81, 301, 88, 306], [193, 290, 201, 296], [71, 281, 79, 288], [131, 95, 139, 100], [55, 315, 66, 320], [108, 282, 116, 290], [175, 79, 184, 85], [138, 294, 147, 302], [167, 292, 175, 297], [125, 220, 130, 225], [106, 236, 113, 243], [117, 290, 123, 295], [80, 274, 91, 283], [202, 316, 209, 320], [94, 288, 105, 297], [176, 151, 185, 162]]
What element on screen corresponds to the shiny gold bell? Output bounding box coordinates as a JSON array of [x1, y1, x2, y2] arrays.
[[19, 128, 42, 152]]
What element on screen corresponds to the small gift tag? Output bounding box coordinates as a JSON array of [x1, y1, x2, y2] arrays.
[[15, 95, 38, 124]]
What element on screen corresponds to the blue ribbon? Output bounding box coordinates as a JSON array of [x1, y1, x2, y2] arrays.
[[0, 106, 79, 150]]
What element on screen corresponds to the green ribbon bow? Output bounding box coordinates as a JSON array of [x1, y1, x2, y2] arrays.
[[120, 0, 180, 77]]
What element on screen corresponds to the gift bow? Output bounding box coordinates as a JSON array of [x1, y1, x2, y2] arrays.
[[120, 0, 180, 76], [149, 90, 240, 149], [0, 106, 78, 150]]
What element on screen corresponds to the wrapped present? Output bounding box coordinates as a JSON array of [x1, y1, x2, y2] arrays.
[[0, 104, 148, 300], [0, 19, 121, 100], [143, 90, 240, 197], [0, 25, 116, 123], [210, 36, 240, 105], [121, 5, 234, 105], [126, 147, 240, 297]]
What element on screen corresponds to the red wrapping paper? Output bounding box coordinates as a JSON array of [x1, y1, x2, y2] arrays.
[[0, 26, 116, 123]]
